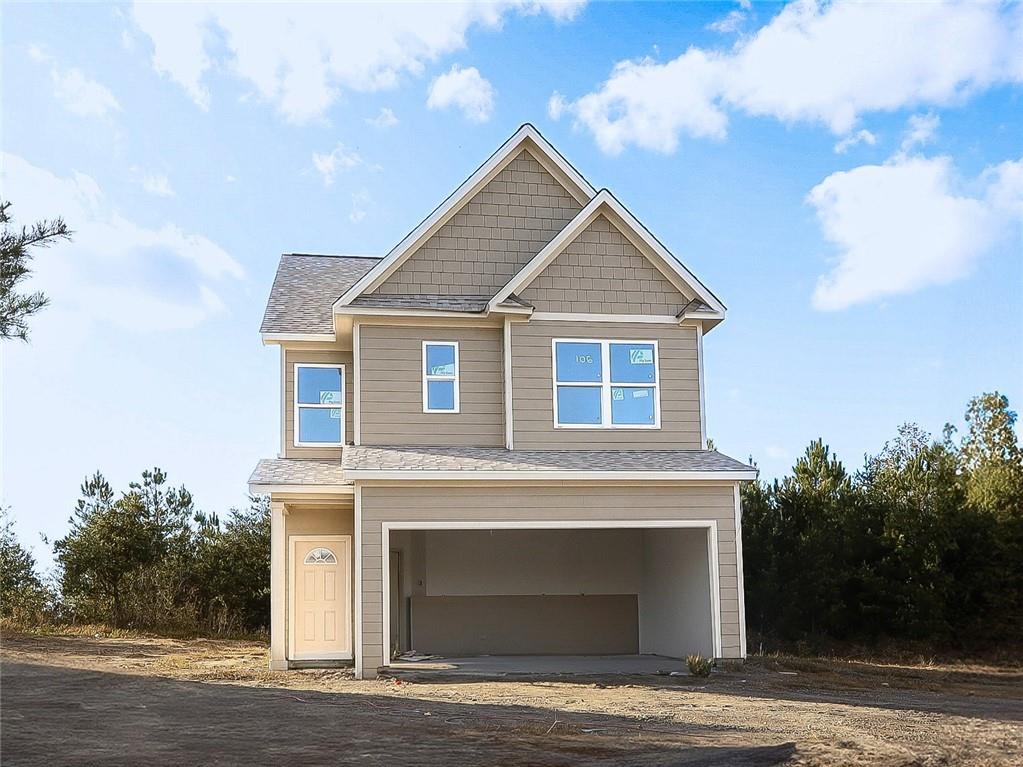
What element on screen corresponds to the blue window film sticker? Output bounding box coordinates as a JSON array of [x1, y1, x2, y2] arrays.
[[610, 343, 655, 383], [425, 344, 456, 376], [556, 386, 602, 424], [299, 407, 342, 443], [555, 342, 602, 383], [298, 367, 342, 404], [427, 380, 456, 410], [611, 386, 656, 425]]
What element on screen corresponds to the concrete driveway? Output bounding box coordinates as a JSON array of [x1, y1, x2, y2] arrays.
[[1, 660, 794, 767]]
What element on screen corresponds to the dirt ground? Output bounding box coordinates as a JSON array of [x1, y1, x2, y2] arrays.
[[2, 631, 1021, 766]]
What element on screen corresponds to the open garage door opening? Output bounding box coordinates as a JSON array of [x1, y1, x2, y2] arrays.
[[382, 525, 719, 665]]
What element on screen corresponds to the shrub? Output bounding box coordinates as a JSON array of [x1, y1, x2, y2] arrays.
[[687, 653, 712, 677]]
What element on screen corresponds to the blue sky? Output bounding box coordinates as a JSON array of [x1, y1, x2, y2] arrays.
[[2, 1, 1021, 569]]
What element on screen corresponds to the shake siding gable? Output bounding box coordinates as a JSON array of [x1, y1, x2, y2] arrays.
[[518, 214, 693, 315], [371, 149, 582, 298]]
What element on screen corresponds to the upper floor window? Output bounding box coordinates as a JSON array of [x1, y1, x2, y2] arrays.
[[423, 341, 459, 413], [552, 339, 659, 429], [294, 364, 344, 446]]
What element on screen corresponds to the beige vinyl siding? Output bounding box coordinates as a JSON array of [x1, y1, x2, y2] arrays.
[[511, 321, 702, 450], [358, 484, 742, 673], [283, 347, 354, 458], [283, 502, 355, 661], [519, 215, 693, 314], [359, 324, 505, 447], [371, 149, 582, 297]]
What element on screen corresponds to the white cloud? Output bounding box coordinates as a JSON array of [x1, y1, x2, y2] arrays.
[[0, 153, 242, 331], [833, 129, 876, 154], [808, 154, 1022, 311], [554, 1, 1023, 154], [366, 107, 399, 128], [350, 190, 371, 223], [547, 92, 566, 120], [426, 65, 495, 123], [899, 113, 940, 154], [708, 2, 751, 34], [141, 173, 175, 197], [312, 143, 364, 186], [130, 1, 582, 123], [28, 45, 121, 118]]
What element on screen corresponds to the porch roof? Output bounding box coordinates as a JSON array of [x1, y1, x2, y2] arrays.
[[248, 458, 348, 491], [341, 446, 756, 478]]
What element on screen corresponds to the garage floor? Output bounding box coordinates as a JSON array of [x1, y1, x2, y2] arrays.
[[389, 654, 689, 677]]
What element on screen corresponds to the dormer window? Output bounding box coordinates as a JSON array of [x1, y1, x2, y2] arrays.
[[552, 339, 660, 429], [423, 342, 459, 413], [294, 364, 344, 446]]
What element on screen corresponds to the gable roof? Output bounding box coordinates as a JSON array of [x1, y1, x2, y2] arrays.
[[333, 124, 596, 310], [261, 253, 380, 337], [489, 189, 726, 319]]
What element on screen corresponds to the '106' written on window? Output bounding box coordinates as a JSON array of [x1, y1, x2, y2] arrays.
[[553, 340, 659, 428]]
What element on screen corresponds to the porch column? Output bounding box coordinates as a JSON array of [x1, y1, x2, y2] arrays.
[[269, 500, 288, 670]]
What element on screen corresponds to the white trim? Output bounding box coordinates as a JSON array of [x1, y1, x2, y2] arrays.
[[288, 534, 353, 663], [353, 322, 362, 446], [733, 484, 748, 659], [489, 189, 727, 316], [248, 483, 354, 495], [354, 485, 363, 679], [263, 332, 336, 344], [551, 338, 661, 430], [293, 363, 346, 447], [335, 124, 595, 309], [532, 312, 682, 325], [279, 347, 287, 458], [503, 318, 514, 449], [378, 518, 723, 671], [422, 341, 460, 413], [697, 323, 707, 450], [269, 501, 287, 670], [343, 470, 758, 482]]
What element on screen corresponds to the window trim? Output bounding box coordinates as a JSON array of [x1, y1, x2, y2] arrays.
[[551, 338, 661, 430], [422, 341, 460, 414], [293, 363, 346, 447]]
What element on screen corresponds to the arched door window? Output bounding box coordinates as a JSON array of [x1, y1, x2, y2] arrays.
[[304, 547, 337, 565]]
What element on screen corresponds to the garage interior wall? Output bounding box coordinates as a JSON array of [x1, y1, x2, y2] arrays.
[[386, 528, 713, 658], [639, 528, 714, 657]]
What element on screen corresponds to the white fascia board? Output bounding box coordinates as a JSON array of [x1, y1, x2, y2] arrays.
[[247, 483, 355, 495], [490, 189, 728, 316], [333, 124, 596, 310], [262, 332, 336, 345], [343, 469, 759, 482]]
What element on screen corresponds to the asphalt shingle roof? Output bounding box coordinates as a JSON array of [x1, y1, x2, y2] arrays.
[[260, 254, 381, 334], [248, 458, 347, 486], [341, 446, 755, 474], [349, 294, 491, 312]]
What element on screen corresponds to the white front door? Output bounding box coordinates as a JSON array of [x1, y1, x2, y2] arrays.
[[290, 536, 352, 660]]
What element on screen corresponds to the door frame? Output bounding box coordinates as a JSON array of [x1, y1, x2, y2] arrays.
[[377, 519, 722, 671], [289, 534, 353, 662]]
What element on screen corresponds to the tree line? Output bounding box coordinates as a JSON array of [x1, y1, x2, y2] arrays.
[[2, 392, 1021, 651], [742, 392, 1022, 651], [1, 471, 270, 636]]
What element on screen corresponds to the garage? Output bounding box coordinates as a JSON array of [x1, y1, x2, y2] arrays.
[[383, 523, 720, 663]]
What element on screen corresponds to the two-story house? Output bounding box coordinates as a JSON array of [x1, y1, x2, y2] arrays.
[[249, 124, 756, 678]]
